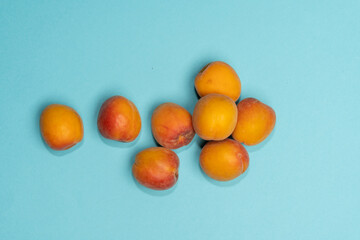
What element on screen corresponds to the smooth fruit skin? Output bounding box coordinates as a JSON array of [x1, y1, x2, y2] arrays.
[[192, 93, 238, 141], [195, 61, 241, 101], [132, 147, 179, 190], [151, 103, 195, 149], [200, 139, 249, 181], [232, 98, 276, 146], [40, 104, 83, 151], [97, 96, 141, 142]]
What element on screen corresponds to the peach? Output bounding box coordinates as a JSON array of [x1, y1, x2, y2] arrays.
[[132, 147, 179, 190], [195, 61, 241, 101], [40, 104, 83, 151], [200, 139, 249, 181], [192, 93, 237, 140], [151, 103, 195, 149], [97, 96, 141, 142], [232, 98, 276, 146]]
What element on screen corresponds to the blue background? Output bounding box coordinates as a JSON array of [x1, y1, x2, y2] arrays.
[[1, 0, 360, 239]]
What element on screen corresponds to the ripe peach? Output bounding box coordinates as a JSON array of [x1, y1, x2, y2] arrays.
[[40, 104, 83, 151], [192, 93, 237, 140], [151, 103, 195, 149], [232, 98, 276, 146], [97, 96, 141, 142], [195, 61, 241, 101], [132, 147, 179, 190], [200, 139, 249, 181]]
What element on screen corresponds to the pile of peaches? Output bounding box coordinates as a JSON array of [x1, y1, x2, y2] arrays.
[[40, 61, 276, 191]]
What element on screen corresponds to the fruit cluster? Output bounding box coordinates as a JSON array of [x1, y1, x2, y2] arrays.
[[40, 61, 276, 191]]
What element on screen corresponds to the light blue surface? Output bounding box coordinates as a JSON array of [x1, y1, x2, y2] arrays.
[[1, 1, 360, 239]]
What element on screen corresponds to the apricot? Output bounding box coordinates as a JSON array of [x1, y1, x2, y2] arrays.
[[195, 61, 241, 101], [232, 98, 276, 146], [40, 104, 83, 151], [192, 93, 237, 140], [200, 139, 249, 181], [97, 96, 141, 142], [151, 103, 195, 149], [132, 147, 179, 190]]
